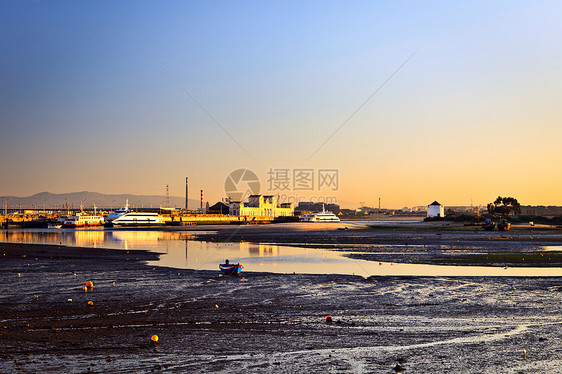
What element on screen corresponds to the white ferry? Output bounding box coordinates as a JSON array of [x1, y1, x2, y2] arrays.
[[300, 206, 340, 222], [105, 199, 130, 224], [111, 212, 165, 227], [62, 213, 105, 228]]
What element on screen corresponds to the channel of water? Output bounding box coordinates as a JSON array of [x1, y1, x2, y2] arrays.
[[1, 228, 561, 277]]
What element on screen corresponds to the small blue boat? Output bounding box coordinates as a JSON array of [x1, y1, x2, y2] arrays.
[[219, 260, 243, 275]]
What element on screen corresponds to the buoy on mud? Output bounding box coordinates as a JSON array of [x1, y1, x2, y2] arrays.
[[87, 301, 93, 306], [86, 281, 93, 288], [325, 315, 333, 323], [151, 335, 159, 343], [82, 286, 88, 293]]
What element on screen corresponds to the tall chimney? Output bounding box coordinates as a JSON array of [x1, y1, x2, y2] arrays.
[[200, 190, 203, 210], [185, 177, 188, 210]]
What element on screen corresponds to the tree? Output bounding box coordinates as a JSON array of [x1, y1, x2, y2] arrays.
[[487, 196, 521, 216]]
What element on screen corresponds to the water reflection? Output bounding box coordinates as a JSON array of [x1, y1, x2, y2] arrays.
[[74, 230, 105, 247], [242, 242, 279, 257], [2, 229, 562, 277]]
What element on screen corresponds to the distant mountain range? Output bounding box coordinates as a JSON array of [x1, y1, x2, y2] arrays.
[[0, 191, 205, 210]]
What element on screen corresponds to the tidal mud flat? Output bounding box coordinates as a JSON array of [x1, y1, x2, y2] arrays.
[[195, 224, 562, 268], [1, 228, 562, 373]]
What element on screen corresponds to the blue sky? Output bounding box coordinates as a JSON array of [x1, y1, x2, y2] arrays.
[[1, 1, 561, 208]]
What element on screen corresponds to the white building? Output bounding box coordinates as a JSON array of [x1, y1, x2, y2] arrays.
[[229, 195, 294, 217], [427, 201, 444, 218]]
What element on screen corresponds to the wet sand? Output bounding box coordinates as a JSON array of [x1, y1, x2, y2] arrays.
[[2, 228, 562, 373]]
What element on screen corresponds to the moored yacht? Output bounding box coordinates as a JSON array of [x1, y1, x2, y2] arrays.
[[111, 212, 165, 227]]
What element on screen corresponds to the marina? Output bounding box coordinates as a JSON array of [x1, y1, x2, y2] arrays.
[[0, 208, 278, 229]]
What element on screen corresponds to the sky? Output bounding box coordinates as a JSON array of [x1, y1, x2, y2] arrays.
[[1, 0, 561, 209]]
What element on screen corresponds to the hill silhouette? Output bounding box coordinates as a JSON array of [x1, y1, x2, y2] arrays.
[[1, 191, 202, 210]]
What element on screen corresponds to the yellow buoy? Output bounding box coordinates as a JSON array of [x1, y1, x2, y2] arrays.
[[86, 281, 93, 288], [151, 335, 159, 343], [82, 286, 88, 293]]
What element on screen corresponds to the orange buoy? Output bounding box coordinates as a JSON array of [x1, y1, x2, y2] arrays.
[[86, 281, 93, 288], [82, 286, 88, 293], [87, 301, 93, 306], [326, 315, 333, 323], [151, 335, 159, 343]]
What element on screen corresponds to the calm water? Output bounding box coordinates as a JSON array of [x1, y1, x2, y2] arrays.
[[1, 228, 562, 277]]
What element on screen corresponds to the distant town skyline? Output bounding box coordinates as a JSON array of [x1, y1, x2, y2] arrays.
[[2, 1, 561, 208]]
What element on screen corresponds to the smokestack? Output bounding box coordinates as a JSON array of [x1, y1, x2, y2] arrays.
[[185, 177, 188, 210], [200, 190, 203, 210]]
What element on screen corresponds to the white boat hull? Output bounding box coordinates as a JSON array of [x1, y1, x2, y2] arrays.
[[111, 212, 165, 227], [300, 210, 340, 222]]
